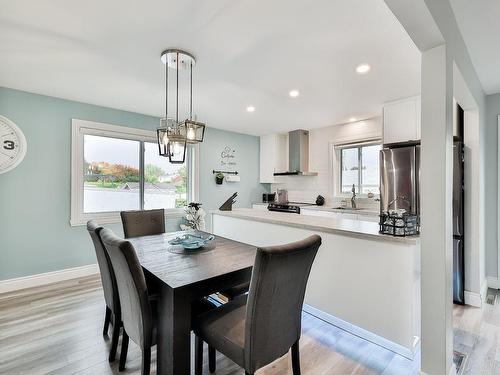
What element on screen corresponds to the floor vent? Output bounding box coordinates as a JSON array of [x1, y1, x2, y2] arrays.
[[486, 293, 497, 305], [453, 351, 467, 375]]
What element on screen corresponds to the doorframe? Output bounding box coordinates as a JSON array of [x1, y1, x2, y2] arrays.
[[498, 115, 500, 280]]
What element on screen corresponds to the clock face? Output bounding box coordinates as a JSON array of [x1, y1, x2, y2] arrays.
[[0, 115, 27, 174]]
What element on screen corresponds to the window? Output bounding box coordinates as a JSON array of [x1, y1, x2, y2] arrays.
[[338, 142, 381, 196], [71, 119, 197, 225]]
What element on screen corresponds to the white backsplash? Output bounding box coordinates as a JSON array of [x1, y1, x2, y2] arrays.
[[271, 117, 382, 212]]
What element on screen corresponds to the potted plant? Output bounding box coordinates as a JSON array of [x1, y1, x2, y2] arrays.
[[215, 171, 224, 184]]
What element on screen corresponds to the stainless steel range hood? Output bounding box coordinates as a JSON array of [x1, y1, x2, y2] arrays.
[[273, 130, 318, 176]]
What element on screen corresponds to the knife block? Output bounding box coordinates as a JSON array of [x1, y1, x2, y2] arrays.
[[219, 193, 237, 211]]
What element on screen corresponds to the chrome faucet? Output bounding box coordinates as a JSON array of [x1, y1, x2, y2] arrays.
[[351, 184, 357, 209]]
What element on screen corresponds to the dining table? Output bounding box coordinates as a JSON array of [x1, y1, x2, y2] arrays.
[[128, 231, 256, 375]]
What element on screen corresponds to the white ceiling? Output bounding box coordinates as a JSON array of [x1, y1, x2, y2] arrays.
[[0, 0, 420, 136], [450, 0, 500, 95]]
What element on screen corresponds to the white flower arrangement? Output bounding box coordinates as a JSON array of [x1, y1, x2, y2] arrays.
[[180, 202, 206, 231]]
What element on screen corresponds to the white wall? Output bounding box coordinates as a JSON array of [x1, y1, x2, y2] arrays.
[[383, 1, 487, 374], [485, 93, 500, 278], [270, 117, 382, 208]]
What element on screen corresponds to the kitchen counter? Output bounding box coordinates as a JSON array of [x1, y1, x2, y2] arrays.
[[212, 208, 418, 244], [210, 208, 421, 358], [302, 205, 379, 215]]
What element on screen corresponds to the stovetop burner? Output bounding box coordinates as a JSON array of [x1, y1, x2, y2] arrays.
[[267, 202, 314, 214]]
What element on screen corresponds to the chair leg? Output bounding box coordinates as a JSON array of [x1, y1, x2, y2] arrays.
[[208, 346, 216, 373], [119, 330, 129, 371], [195, 336, 203, 375], [142, 346, 151, 375], [109, 318, 121, 362], [291, 340, 301, 375], [103, 306, 111, 336]]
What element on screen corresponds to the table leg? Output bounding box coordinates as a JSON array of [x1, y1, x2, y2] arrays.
[[157, 284, 191, 375]]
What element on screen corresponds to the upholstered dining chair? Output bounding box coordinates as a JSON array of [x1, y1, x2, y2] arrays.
[[120, 209, 165, 238], [193, 235, 322, 375], [99, 227, 216, 375], [86, 220, 121, 362]]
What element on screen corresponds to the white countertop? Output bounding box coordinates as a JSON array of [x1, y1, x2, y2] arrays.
[[211, 208, 419, 244], [253, 202, 379, 216]]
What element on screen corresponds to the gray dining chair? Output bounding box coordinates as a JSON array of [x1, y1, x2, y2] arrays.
[[99, 227, 216, 375], [86, 220, 121, 362], [193, 235, 322, 375], [120, 209, 165, 238]]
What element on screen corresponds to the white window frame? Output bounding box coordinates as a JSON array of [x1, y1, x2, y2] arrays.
[[331, 138, 381, 198], [70, 119, 199, 226]]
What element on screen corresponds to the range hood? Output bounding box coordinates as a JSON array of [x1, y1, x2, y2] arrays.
[[273, 130, 318, 176]]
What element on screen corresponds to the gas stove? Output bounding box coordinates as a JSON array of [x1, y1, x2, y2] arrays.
[[267, 202, 314, 214]]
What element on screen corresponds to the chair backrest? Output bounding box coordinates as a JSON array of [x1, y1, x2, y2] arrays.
[[120, 209, 165, 238], [99, 227, 153, 348], [244, 235, 321, 373], [86, 220, 120, 316]]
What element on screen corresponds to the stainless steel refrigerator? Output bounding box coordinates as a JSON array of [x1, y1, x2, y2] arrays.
[[380, 141, 465, 304], [380, 143, 420, 215], [453, 141, 465, 304]]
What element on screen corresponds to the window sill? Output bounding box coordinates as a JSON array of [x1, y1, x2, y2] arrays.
[[70, 208, 186, 227]]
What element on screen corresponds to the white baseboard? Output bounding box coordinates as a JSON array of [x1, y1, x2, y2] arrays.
[[463, 279, 488, 308], [303, 304, 418, 361], [0, 264, 99, 294], [487, 276, 500, 290], [464, 290, 482, 307], [420, 363, 456, 375]]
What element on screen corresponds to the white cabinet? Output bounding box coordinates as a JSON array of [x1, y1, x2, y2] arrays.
[[383, 96, 421, 144], [259, 134, 287, 183]]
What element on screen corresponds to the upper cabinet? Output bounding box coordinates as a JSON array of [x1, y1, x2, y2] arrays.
[[259, 134, 287, 183], [383, 95, 421, 145]]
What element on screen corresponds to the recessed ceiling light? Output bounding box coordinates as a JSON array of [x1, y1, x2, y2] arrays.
[[356, 64, 371, 74], [246, 106, 255, 112], [289, 90, 300, 98], [349, 117, 357, 122]]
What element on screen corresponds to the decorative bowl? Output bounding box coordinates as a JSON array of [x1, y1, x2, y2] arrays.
[[168, 232, 215, 250]]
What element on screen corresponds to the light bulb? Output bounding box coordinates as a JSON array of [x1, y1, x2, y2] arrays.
[[173, 142, 181, 155], [187, 127, 196, 140], [162, 133, 169, 145]]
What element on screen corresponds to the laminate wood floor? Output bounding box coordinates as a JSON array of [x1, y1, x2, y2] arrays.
[[0, 275, 417, 375], [453, 288, 500, 374]]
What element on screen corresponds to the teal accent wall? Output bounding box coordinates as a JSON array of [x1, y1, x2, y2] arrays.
[[0, 87, 267, 280]]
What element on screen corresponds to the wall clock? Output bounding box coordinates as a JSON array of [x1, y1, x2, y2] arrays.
[[0, 115, 27, 174]]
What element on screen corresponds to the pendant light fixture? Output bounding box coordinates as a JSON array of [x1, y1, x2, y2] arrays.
[[157, 49, 205, 163]]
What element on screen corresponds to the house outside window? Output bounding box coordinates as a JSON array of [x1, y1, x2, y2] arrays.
[[336, 141, 381, 196], [71, 119, 197, 225]]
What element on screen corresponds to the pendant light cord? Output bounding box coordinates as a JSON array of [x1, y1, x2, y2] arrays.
[[190, 62, 193, 120], [165, 55, 168, 121], [176, 51, 179, 125]]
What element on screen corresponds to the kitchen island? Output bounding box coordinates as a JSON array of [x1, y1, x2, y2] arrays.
[[210, 208, 420, 359]]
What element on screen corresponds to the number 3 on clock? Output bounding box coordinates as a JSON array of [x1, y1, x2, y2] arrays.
[[3, 140, 15, 150]]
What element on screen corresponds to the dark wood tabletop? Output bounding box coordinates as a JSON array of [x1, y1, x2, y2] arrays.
[[129, 231, 256, 290], [128, 231, 257, 375]]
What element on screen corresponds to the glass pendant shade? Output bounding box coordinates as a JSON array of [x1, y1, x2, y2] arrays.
[[168, 139, 187, 164], [157, 127, 169, 157], [179, 119, 205, 144]]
